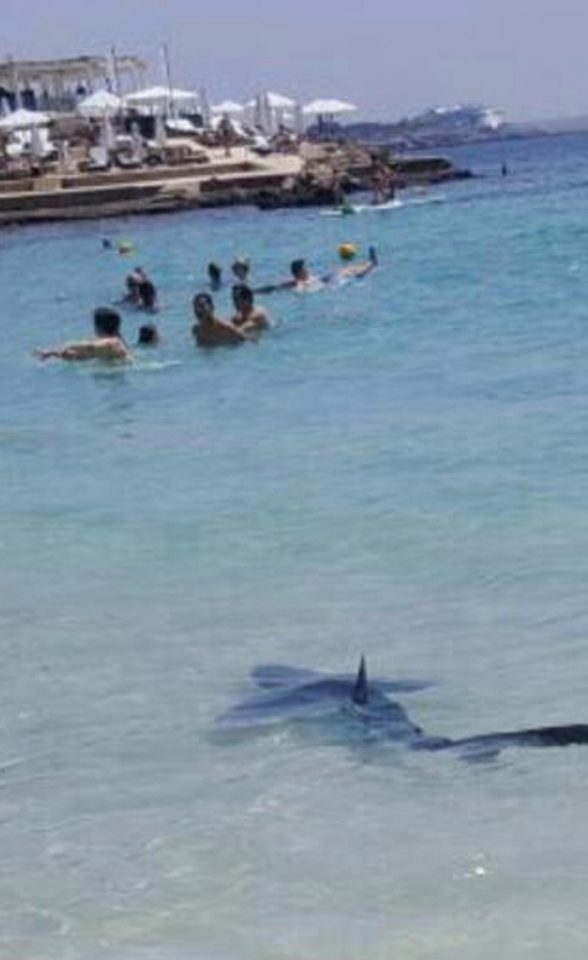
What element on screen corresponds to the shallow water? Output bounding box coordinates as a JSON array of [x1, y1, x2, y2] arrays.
[[2, 133, 588, 959]]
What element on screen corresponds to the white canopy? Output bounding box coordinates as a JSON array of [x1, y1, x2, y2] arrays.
[[125, 86, 198, 106], [78, 90, 121, 116], [0, 108, 50, 130], [303, 99, 357, 116], [247, 91, 295, 110], [211, 100, 244, 114], [166, 117, 198, 134]]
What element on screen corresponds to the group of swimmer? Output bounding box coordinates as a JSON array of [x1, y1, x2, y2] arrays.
[[35, 243, 379, 362]]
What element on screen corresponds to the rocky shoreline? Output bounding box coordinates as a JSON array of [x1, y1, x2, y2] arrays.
[[0, 142, 471, 225]]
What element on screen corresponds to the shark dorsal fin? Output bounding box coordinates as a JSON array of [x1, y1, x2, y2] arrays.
[[352, 656, 369, 706]]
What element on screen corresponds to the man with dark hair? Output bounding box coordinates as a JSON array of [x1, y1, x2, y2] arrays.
[[208, 262, 223, 291], [191, 293, 250, 348], [253, 258, 325, 294], [231, 284, 271, 336], [254, 247, 379, 294], [137, 323, 161, 347], [35, 308, 132, 363]]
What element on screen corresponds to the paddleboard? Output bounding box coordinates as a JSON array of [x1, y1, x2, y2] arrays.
[[319, 195, 445, 217]]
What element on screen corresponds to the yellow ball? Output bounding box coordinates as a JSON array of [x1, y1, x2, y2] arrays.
[[339, 243, 357, 261]]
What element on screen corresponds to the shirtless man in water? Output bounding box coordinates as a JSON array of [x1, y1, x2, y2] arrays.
[[254, 247, 379, 295], [35, 308, 132, 363], [191, 292, 250, 348], [231, 284, 271, 337]]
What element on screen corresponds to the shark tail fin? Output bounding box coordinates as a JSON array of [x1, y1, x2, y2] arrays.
[[352, 655, 369, 706]]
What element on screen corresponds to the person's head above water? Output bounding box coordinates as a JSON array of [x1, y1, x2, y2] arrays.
[[94, 307, 122, 338], [137, 323, 160, 346], [208, 262, 222, 282], [193, 292, 215, 322], [232, 283, 254, 311], [290, 259, 308, 281], [231, 257, 250, 281]]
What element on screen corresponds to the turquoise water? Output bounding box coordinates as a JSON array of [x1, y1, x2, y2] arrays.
[[2, 134, 588, 958]]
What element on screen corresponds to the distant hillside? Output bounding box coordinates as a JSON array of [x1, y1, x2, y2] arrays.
[[331, 104, 545, 150], [534, 115, 588, 134]]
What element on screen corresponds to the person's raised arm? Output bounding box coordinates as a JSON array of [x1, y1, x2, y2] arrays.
[[252, 279, 295, 295], [34, 341, 97, 361], [218, 318, 252, 341]]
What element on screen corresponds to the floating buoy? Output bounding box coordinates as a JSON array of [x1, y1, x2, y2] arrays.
[[338, 242, 358, 261]]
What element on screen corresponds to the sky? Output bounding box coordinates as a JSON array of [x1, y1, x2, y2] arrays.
[[3, 0, 588, 122]]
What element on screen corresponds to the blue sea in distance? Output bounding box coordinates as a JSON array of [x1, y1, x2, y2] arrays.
[[2, 132, 588, 959]]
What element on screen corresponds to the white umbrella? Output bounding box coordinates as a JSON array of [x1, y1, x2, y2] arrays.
[[0, 108, 50, 131], [303, 99, 357, 116], [211, 100, 244, 115], [247, 91, 295, 110], [125, 86, 197, 109], [78, 90, 121, 117]]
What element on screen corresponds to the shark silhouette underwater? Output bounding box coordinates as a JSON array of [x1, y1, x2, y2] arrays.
[[218, 658, 588, 761]]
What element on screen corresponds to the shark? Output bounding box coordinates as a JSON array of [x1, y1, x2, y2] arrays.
[[218, 657, 588, 761]]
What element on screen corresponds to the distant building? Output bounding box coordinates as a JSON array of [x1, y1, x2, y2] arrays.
[[407, 104, 505, 134], [0, 55, 147, 113]]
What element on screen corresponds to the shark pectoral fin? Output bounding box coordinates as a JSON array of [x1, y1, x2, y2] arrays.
[[351, 656, 369, 706]]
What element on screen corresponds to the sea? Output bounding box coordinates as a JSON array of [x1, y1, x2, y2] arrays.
[[2, 132, 588, 960]]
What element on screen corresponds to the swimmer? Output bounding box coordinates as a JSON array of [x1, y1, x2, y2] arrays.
[[191, 292, 250, 348], [231, 284, 271, 337], [137, 323, 161, 347], [339, 197, 355, 215], [101, 237, 113, 249], [137, 275, 158, 312], [231, 257, 251, 283], [122, 267, 144, 305], [337, 245, 379, 279], [35, 307, 132, 363], [208, 262, 223, 291], [254, 248, 378, 295], [254, 259, 329, 295], [122, 267, 158, 311]]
